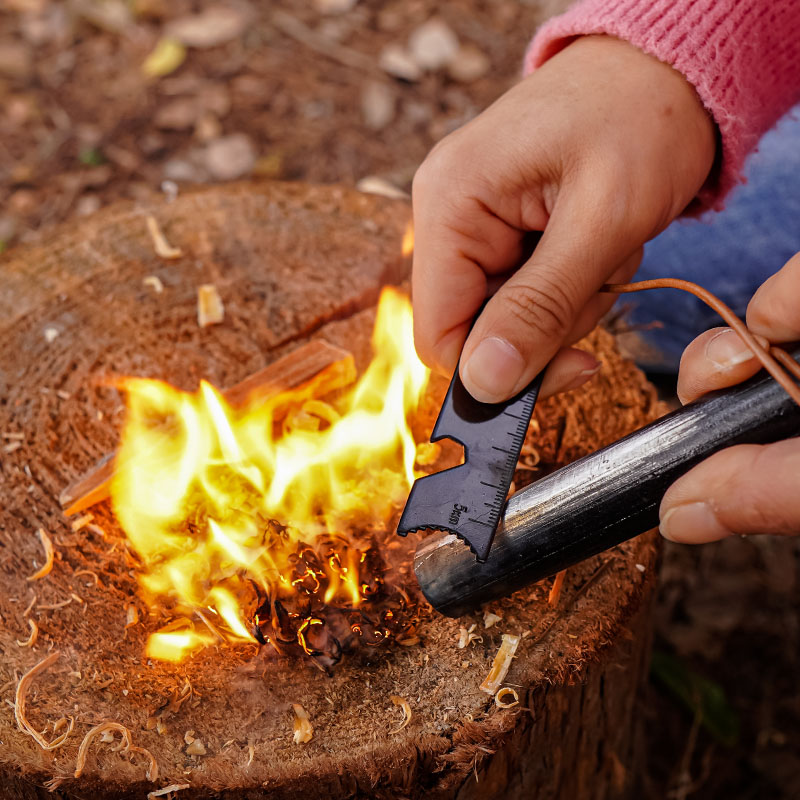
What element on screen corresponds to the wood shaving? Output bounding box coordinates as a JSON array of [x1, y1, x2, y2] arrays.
[[37, 597, 72, 611], [125, 605, 139, 628], [548, 569, 567, 607], [15, 652, 74, 750], [483, 611, 502, 629], [27, 527, 55, 581], [480, 633, 520, 695], [23, 594, 37, 616], [197, 284, 224, 327], [145, 215, 183, 259], [70, 513, 94, 531], [74, 569, 100, 586], [143, 275, 165, 293], [291, 703, 313, 744], [389, 695, 412, 734], [16, 618, 38, 648], [148, 784, 190, 800], [494, 687, 520, 709], [457, 623, 481, 648], [74, 721, 157, 780], [129, 745, 159, 780], [74, 721, 130, 776]]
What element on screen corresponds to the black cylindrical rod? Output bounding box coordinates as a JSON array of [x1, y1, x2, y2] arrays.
[[414, 361, 800, 617]]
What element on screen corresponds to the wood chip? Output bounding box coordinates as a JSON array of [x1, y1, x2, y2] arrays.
[[480, 633, 520, 695], [27, 527, 54, 581], [389, 695, 411, 734], [15, 652, 74, 750], [145, 215, 182, 259], [483, 611, 502, 629], [197, 283, 224, 328], [457, 623, 481, 648], [291, 703, 313, 744]]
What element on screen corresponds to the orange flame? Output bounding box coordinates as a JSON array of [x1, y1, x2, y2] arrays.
[[110, 288, 428, 662]]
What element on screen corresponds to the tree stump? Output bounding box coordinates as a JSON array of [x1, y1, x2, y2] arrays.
[[0, 182, 663, 799]]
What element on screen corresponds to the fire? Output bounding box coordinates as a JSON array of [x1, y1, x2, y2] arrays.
[[110, 287, 428, 663]]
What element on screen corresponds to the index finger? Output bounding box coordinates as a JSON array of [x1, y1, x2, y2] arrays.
[[410, 149, 532, 375]]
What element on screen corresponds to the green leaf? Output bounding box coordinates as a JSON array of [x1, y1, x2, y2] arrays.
[[650, 650, 740, 747], [79, 147, 106, 167]]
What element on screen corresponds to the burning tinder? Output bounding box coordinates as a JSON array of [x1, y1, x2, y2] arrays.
[[109, 288, 429, 664]]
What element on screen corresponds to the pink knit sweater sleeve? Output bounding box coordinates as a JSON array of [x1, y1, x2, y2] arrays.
[[525, 0, 800, 209]]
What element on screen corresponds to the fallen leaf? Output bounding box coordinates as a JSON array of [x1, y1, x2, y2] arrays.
[[142, 37, 187, 79]]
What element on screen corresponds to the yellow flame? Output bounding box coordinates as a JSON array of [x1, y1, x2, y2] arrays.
[[111, 287, 428, 661]]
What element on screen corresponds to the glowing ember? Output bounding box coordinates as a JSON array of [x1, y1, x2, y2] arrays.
[[110, 287, 429, 664]]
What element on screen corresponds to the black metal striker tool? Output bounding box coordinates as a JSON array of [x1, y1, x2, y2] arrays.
[[404, 347, 800, 617], [396, 367, 543, 561]]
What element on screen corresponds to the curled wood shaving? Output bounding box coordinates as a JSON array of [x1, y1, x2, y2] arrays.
[[75, 721, 156, 780], [483, 611, 502, 629], [16, 619, 39, 648], [129, 745, 160, 780], [74, 569, 100, 586], [143, 275, 165, 294], [480, 633, 520, 696], [37, 598, 72, 611], [197, 284, 224, 328], [15, 652, 74, 750], [389, 695, 412, 735], [291, 703, 313, 744], [145, 215, 182, 260], [125, 605, 139, 628], [494, 687, 520, 709], [148, 784, 190, 800], [457, 624, 481, 649], [27, 528, 55, 581]]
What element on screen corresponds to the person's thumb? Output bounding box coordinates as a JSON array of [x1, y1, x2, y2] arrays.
[[459, 192, 635, 402]]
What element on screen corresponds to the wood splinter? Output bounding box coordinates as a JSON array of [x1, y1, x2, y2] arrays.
[[60, 339, 356, 516]]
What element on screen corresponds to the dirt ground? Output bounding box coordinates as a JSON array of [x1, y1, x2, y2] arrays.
[[0, 1, 798, 797]]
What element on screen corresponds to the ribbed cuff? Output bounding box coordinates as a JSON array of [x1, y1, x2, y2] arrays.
[[525, 0, 800, 211]]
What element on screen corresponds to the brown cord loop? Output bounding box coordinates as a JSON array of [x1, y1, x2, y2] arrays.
[[601, 279, 800, 407]]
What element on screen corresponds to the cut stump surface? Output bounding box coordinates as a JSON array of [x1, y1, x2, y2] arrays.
[[0, 182, 662, 800]]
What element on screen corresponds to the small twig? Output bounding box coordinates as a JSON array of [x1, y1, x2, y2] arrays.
[[271, 10, 377, 73]]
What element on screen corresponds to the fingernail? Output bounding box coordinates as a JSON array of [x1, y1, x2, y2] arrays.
[[659, 502, 731, 544], [704, 328, 755, 370], [562, 361, 602, 392], [462, 336, 525, 403]]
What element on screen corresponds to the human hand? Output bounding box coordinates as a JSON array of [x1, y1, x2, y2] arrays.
[[411, 35, 716, 402], [660, 252, 800, 543]]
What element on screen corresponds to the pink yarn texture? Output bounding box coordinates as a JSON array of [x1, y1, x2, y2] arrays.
[[525, 0, 800, 209]]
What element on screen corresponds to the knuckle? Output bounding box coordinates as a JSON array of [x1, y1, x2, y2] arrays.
[[500, 278, 576, 343]]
